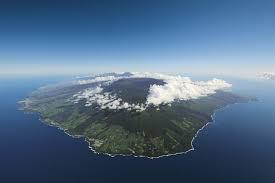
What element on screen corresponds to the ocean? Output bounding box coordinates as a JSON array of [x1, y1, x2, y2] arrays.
[[0, 76, 274, 183]]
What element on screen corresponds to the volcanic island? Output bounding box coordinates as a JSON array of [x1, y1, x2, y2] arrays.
[[19, 72, 252, 158]]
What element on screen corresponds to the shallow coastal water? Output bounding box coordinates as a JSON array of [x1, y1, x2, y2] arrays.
[[0, 76, 274, 183]]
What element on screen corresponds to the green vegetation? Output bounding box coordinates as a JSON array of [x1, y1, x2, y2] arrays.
[[20, 78, 251, 157]]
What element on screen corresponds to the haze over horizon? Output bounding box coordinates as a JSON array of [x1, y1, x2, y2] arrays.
[[1, 0, 275, 77]]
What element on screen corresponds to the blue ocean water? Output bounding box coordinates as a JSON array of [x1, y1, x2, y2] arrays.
[[0, 76, 274, 183]]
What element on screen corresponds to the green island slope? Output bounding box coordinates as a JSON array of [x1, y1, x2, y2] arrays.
[[19, 78, 252, 157]]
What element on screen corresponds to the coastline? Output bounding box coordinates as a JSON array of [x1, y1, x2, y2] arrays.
[[18, 99, 252, 159]]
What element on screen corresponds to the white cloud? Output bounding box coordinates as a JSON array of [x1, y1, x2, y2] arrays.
[[72, 72, 232, 111], [261, 72, 275, 80], [72, 86, 146, 111], [78, 76, 119, 85], [146, 77, 231, 106]]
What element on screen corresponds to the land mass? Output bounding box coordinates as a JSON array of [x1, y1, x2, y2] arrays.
[[19, 75, 252, 158]]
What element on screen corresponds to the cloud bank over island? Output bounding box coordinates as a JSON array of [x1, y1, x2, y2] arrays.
[[73, 87, 146, 111], [72, 72, 232, 111]]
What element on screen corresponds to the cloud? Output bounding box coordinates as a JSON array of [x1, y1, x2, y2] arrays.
[[146, 77, 231, 106], [72, 86, 146, 111], [77, 72, 134, 85], [77, 76, 119, 85], [262, 72, 275, 80], [72, 72, 232, 111]]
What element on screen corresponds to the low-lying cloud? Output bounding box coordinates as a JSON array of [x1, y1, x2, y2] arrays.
[[147, 77, 231, 106], [73, 87, 146, 111], [72, 72, 232, 111]]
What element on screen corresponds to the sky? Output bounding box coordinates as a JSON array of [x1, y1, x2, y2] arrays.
[[0, 0, 275, 77]]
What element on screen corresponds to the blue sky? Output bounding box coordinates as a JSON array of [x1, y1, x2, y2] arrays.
[[0, 0, 275, 76]]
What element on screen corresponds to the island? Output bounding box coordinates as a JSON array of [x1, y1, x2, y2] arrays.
[[19, 72, 252, 158]]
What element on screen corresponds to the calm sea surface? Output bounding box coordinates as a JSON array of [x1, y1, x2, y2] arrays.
[[0, 76, 274, 183]]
